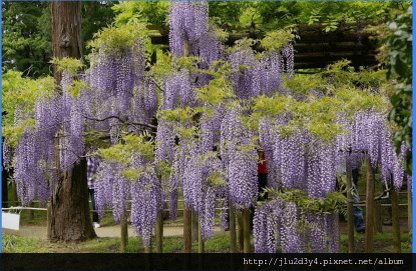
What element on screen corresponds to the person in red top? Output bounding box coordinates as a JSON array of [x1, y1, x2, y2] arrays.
[[257, 148, 268, 201]]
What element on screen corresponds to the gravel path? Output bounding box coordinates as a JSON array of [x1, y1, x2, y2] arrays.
[[2, 224, 225, 239]]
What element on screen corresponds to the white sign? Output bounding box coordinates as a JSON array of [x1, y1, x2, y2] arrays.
[[2, 212, 20, 230]]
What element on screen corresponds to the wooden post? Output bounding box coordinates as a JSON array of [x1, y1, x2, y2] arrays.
[[47, 202, 52, 239], [192, 210, 198, 242], [364, 155, 375, 253], [374, 200, 382, 233], [198, 220, 205, 253], [229, 200, 237, 253], [182, 40, 192, 254], [243, 208, 251, 253], [156, 211, 163, 253], [183, 207, 192, 253], [120, 213, 128, 252], [27, 202, 34, 220], [346, 157, 354, 253], [237, 210, 244, 251], [144, 245, 152, 253], [391, 187, 401, 253], [12, 182, 19, 206], [408, 188, 412, 232], [337, 213, 342, 253]]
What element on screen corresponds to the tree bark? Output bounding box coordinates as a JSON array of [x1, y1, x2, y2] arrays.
[[50, 1, 83, 89], [48, 158, 96, 241], [48, 1, 95, 242]]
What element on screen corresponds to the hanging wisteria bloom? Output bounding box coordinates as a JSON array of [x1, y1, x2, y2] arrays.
[[130, 166, 163, 248]]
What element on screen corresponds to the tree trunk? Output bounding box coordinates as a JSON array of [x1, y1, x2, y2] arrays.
[[50, 1, 83, 89], [48, 1, 95, 242], [48, 158, 96, 241]]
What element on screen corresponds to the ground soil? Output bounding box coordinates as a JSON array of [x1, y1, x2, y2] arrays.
[[2, 223, 224, 240], [4, 217, 409, 240]]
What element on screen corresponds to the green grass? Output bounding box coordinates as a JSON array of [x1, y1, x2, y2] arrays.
[[339, 231, 412, 253], [2, 230, 412, 253], [2, 235, 45, 253]]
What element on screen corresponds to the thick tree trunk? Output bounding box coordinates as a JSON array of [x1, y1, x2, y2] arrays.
[[48, 1, 95, 242], [50, 1, 83, 89], [48, 159, 96, 241]]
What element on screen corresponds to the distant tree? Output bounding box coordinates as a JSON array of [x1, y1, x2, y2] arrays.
[[2, 1, 117, 78], [2, 1, 51, 78]]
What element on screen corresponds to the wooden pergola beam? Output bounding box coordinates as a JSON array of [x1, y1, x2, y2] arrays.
[[147, 21, 380, 69]]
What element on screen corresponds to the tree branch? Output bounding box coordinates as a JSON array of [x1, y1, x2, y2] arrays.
[[150, 78, 165, 93], [84, 2, 96, 21], [86, 115, 157, 129]]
